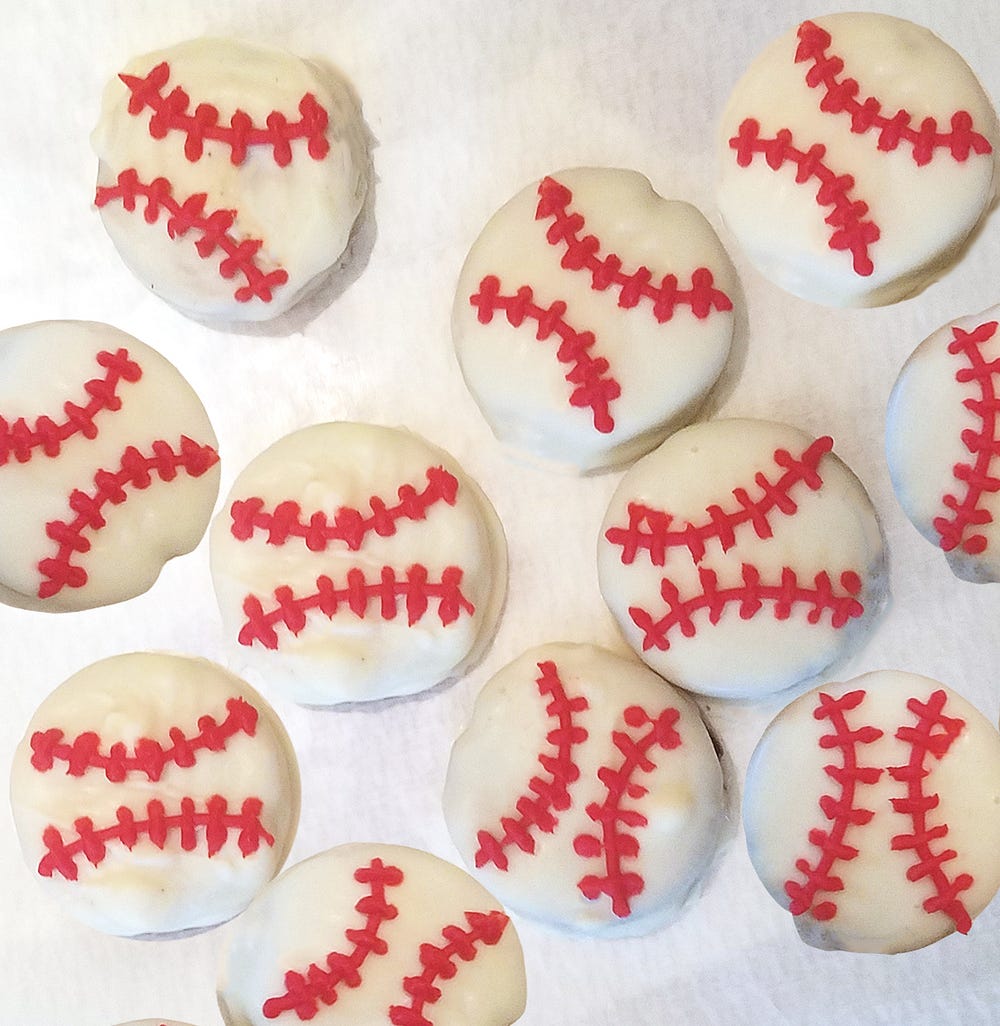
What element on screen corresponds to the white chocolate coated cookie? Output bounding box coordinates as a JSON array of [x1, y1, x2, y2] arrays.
[[597, 419, 886, 698], [0, 321, 219, 612], [453, 167, 738, 472], [92, 37, 368, 323], [210, 423, 507, 706], [718, 13, 999, 306], [216, 843, 526, 1026], [116, 1021, 198, 1025], [443, 643, 725, 937], [9, 653, 300, 938], [744, 671, 1000, 953]]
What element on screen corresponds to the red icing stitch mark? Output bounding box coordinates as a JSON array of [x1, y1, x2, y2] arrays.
[[534, 176, 733, 322], [29, 697, 258, 783], [573, 705, 682, 918], [37, 435, 220, 600], [475, 660, 590, 871], [37, 795, 274, 881], [933, 321, 1000, 556], [470, 275, 621, 433], [784, 689, 884, 922], [261, 857, 404, 1020], [388, 910, 510, 1026], [238, 565, 475, 650], [120, 61, 331, 166], [94, 168, 289, 303], [605, 437, 833, 566], [889, 690, 973, 934], [230, 466, 460, 552], [0, 348, 142, 468], [794, 20, 993, 166]]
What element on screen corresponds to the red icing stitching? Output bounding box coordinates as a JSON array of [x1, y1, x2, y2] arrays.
[[933, 321, 1000, 556], [889, 690, 973, 934], [388, 910, 511, 1026], [572, 705, 682, 918], [474, 660, 589, 871], [94, 168, 289, 303], [120, 61, 331, 166], [29, 697, 258, 783], [37, 795, 274, 881], [37, 435, 220, 600], [230, 467, 460, 552], [0, 348, 142, 468], [261, 857, 404, 1020], [784, 689, 884, 922], [238, 565, 475, 649]]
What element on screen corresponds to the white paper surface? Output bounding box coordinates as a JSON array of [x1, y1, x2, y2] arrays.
[[1, 1, 999, 1023]]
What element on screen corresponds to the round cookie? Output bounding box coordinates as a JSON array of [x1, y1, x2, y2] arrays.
[[92, 37, 368, 323], [887, 304, 1000, 582], [744, 670, 1000, 953], [597, 419, 886, 698], [0, 321, 219, 612], [9, 652, 300, 938], [453, 167, 738, 472], [443, 643, 725, 937], [210, 422, 507, 706], [216, 843, 526, 1026], [718, 13, 999, 307]]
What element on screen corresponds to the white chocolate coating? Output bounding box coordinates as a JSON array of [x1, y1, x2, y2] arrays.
[[9, 653, 300, 938], [744, 670, 1000, 953], [216, 843, 526, 1026], [92, 37, 368, 323], [210, 422, 507, 706], [116, 1021, 197, 1026], [443, 643, 725, 937], [597, 419, 886, 698], [453, 167, 738, 472], [717, 13, 999, 307], [0, 321, 220, 612]]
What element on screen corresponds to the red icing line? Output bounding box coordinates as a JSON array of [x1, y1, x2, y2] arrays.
[[933, 321, 1000, 556], [238, 565, 475, 650], [0, 348, 142, 468], [573, 705, 682, 918], [30, 696, 258, 783], [37, 435, 220, 600], [38, 795, 274, 881], [888, 690, 973, 934], [474, 660, 589, 871], [388, 910, 510, 1026], [120, 61, 331, 166], [784, 689, 884, 922], [94, 168, 289, 303], [262, 857, 404, 1020], [230, 466, 460, 552]]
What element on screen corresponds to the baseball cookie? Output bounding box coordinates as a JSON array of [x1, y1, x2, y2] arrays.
[[9, 652, 300, 938], [744, 670, 1000, 953], [0, 321, 219, 612], [597, 419, 887, 699], [887, 305, 1000, 583], [443, 643, 725, 937], [216, 843, 526, 1026], [210, 422, 507, 706], [452, 167, 738, 472], [92, 36, 368, 323], [718, 13, 999, 307]]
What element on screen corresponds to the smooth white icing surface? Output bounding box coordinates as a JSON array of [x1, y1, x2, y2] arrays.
[[453, 167, 738, 472], [717, 13, 999, 307], [209, 422, 507, 705], [443, 643, 725, 937], [9, 653, 300, 938], [743, 670, 1000, 953], [597, 419, 887, 698], [0, 321, 219, 612]]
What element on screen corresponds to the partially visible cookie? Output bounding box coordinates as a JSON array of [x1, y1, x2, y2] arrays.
[[115, 1021, 198, 1025]]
